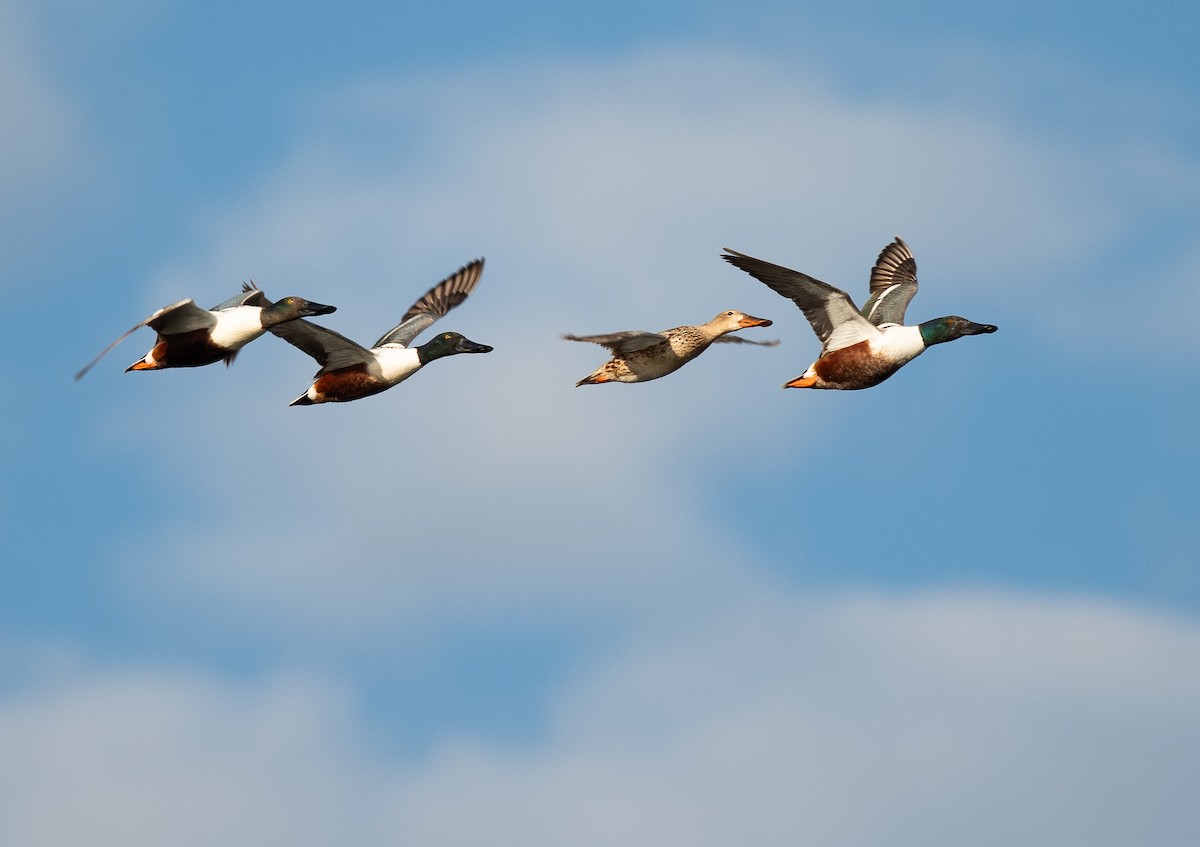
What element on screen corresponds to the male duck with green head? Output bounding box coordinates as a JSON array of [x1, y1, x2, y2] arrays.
[[271, 258, 492, 405], [74, 283, 336, 380], [722, 237, 996, 390]]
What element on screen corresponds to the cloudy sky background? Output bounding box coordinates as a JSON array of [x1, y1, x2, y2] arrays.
[[3, 0, 1199, 843]]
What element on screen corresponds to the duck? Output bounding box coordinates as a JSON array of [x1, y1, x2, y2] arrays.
[[564, 310, 776, 386], [721, 237, 996, 390], [272, 258, 492, 405], [74, 283, 336, 380]]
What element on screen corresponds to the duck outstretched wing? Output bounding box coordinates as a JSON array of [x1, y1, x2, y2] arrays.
[[861, 236, 919, 326], [562, 330, 667, 354], [373, 258, 485, 348], [74, 299, 216, 380], [270, 320, 374, 373], [721, 248, 867, 345]]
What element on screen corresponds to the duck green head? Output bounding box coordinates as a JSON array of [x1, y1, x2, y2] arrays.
[[263, 297, 337, 326], [918, 316, 997, 347], [416, 331, 494, 363]]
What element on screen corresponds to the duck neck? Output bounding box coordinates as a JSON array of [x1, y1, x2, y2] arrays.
[[259, 302, 293, 328], [415, 339, 451, 365], [918, 318, 955, 348]]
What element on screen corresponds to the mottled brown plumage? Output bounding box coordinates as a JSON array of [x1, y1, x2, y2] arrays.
[[565, 310, 776, 385]]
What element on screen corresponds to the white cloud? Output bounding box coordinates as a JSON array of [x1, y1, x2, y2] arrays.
[[85, 43, 1197, 640], [390, 589, 1200, 846], [3, 590, 1198, 846], [142, 45, 1199, 363], [108, 356, 781, 644], [0, 659, 391, 846], [25, 23, 1200, 847]]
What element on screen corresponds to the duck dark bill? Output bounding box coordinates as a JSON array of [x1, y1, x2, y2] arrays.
[[454, 337, 493, 354]]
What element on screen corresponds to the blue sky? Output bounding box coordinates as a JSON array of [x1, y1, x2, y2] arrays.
[[3, 0, 1200, 842]]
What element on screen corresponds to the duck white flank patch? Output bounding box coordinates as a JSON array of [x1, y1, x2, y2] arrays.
[[374, 344, 423, 384], [208, 306, 267, 349], [876, 323, 926, 362]]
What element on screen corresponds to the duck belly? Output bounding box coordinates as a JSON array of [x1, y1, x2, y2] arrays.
[[619, 341, 705, 382], [144, 329, 231, 368], [811, 330, 925, 390], [309, 366, 389, 402]]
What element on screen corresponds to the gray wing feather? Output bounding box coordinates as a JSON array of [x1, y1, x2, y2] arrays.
[[269, 319, 374, 373], [74, 299, 213, 381], [211, 281, 267, 311], [373, 258, 485, 348], [721, 249, 866, 344], [148, 300, 220, 334], [713, 336, 781, 347], [562, 330, 668, 354], [861, 237, 918, 325]]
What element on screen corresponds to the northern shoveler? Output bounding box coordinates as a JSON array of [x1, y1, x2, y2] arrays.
[[564, 310, 776, 386], [721, 237, 996, 390], [273, 258, 492, 405], [74, 283, 336, 380]]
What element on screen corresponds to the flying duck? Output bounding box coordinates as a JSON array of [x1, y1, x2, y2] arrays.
[[74, 283, 336, 380], [721, 237, 996, 390], [272, 258, 492, 405], [564, 310, 776, 386]]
